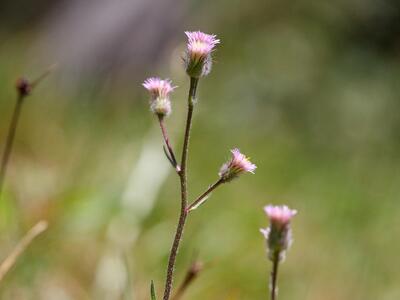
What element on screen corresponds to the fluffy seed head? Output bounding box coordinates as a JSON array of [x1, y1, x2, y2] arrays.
[[143, 77, 176, 117], [184, 31, 220, 78], [219, 148, 256, 182]]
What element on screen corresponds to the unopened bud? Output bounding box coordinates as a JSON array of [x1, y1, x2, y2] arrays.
[[15, 78, 32, 97]]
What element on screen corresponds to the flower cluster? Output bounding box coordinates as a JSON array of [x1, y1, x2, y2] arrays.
[[143, 77, 176, 118], [184, 31, 220, 78], [142, 31, 263, 300], [260, 205, 297, 261], [219, 148, 256, 182]]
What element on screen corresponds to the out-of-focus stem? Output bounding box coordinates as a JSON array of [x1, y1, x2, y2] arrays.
[[158, 115, 179, 172], [30, 63, 57, 89], [270, 252, 280, 300], [0, 220, 48, 283], [0, 64, 55, 201], [163, 77, 198, 300], [172, 261, 203, 300], [187, 178, 224, 212], [0, 95, 24, 199]]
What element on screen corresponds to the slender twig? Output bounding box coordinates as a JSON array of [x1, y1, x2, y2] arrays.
[[0, 220, 48, 283], [162, 77, 198, 300], [158, 115, 179, 172], [0, 95, 24, 199], [0, 65, 55, 200], [270, 252, 280, 300], [172, 260, 203, 300], [187, 178, 224, 212]]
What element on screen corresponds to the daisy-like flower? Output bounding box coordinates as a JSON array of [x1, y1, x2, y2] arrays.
[[184, 31, 220, 78], [143, 77, 176, 117], [260, 205, 297, 261], [219, 148, 256, 182]]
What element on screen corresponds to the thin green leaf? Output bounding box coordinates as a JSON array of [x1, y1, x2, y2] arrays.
[[150, 280, 157, 300]]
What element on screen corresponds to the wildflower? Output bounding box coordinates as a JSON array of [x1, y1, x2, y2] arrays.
[[219, 148, 256, 182], [260, 205, 297, 261], [143, 77, 176, 117], [184, 31, 220, 78]]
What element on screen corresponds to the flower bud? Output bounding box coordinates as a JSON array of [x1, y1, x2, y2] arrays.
[[16, 77, 32, 97], [143, 77, 176, 118], [260, 205, 297, 261], [184, 31, 220, 78], [219, 148, 256, 182]]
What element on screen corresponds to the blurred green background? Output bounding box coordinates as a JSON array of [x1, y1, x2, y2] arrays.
[[0, 0, 400, 299]]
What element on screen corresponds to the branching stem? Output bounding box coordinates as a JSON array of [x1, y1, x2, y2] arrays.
[[162, 77, 198, 300]]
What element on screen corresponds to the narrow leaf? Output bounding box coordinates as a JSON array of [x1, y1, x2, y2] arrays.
[[150, 280, 157, 300], [163, 145, 176, 168], [187, 194, 211, 212]]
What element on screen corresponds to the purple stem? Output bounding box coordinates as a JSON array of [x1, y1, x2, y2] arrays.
[[0, 95, 24, 199], [158, 115, 179, 172]]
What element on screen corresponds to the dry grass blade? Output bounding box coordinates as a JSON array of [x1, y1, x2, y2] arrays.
[[0, 220, 48, 283]]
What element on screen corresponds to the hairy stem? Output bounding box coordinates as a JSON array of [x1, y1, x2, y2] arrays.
[[163, 77, 198, 300], [187, 178, 223, 212], [0, 95, 24, 199], [270, 252, 280, 300]]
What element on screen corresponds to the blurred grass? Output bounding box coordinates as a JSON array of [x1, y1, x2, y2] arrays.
[[0, 0, 400, 299]]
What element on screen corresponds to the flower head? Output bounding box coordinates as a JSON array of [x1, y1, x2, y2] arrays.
[[264, 205, 297, 228], [260, 205, 297, 261], [219, 148, 256, 182], [184, 31, 220, 78], [143, 77, 176, 117]]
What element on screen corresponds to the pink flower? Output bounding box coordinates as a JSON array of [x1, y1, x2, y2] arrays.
[[260, 205, 297, 261], [143, 77, 176, 117], [143, 77, 176, 99], [185, 31, 220, 59], [264, 205, 297, 228], [184, 31, 220, 78], [219, 148, 256, 182]]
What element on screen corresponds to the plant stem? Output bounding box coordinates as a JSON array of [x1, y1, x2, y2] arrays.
[[163, 77, 198, 300], [187, 178, 223, 212], [158, 115, 179, 172], [0, 95, 24, 199], [270, 252, 280, 300]]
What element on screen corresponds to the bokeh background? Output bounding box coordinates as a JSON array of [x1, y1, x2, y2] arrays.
[[0, 0, 400, 299]]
